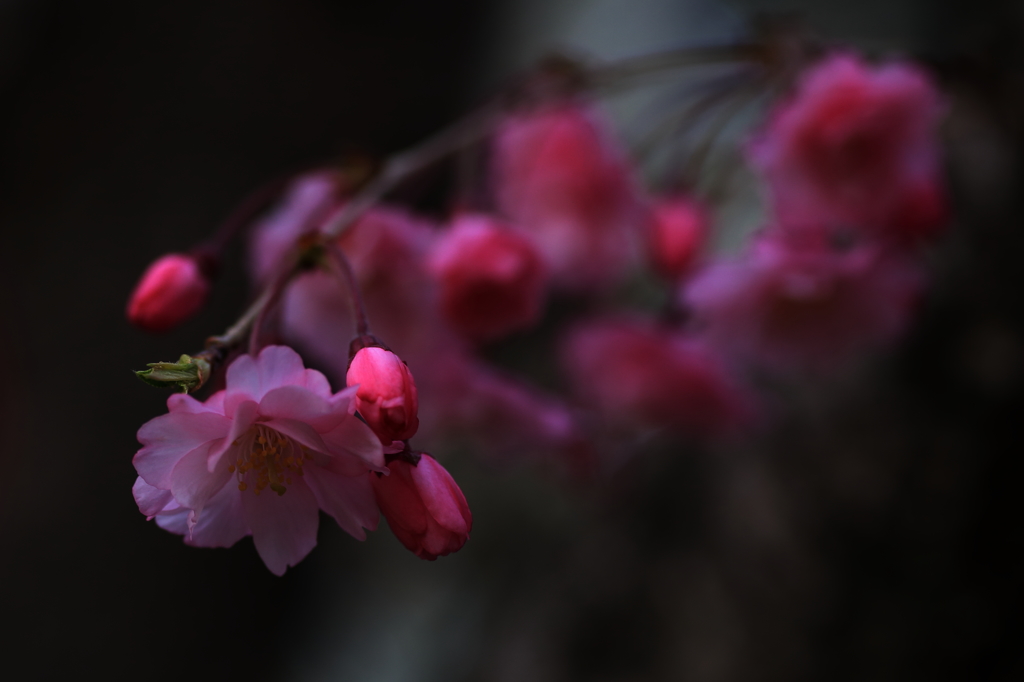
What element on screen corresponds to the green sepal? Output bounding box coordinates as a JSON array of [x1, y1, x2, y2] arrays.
[[134, 354, 211, 394]]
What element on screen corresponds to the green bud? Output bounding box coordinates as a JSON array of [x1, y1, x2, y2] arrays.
[[135, 354, 212, 393]]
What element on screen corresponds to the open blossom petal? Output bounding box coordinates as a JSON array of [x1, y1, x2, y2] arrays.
[[304, 468, 378, 541], [135, 410, 229, 489], [241, 476, 320, 576], [133, 345, 384, 574]]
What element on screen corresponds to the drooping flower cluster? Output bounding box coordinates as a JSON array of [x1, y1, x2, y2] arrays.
[[134, 345, 471, 573], [126, 43, 947, 574]]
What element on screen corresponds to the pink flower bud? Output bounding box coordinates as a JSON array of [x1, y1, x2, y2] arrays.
[[372, 454, 472, 560], [646, 197, 707, 280], [429, 214, 547, 340], [126, 253, 210, 333], [346, 347, 419, 445]]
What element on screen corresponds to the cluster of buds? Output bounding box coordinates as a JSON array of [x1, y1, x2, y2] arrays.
[[125, 37, 949, 574]]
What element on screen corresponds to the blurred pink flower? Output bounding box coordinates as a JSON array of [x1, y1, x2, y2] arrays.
[[749, 53, 946, 239], [133, 345, 383, 575], [347, 347, 419, 446], [645, 196, 708, 280], [372, 454, 472, 560], [126, 253, 210, 332], [428, 213, 547, 340], [246, 177, 580, 461], [684, 230, 924, 370], [492, 103, 641, 289], [561, 318, 752, 435]]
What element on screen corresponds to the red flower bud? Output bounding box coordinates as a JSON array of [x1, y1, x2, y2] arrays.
[[346, 347, 419, 445], [429, 214, 547, 340], [372, 454, 472, 560], [646, 197, 707, 280], [126, 253, 210, 333]]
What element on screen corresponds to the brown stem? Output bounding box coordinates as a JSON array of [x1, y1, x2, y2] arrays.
[[325, 242, 371, 337]]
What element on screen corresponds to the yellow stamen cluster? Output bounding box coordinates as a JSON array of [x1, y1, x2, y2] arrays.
[[228, 424, 313, 496]]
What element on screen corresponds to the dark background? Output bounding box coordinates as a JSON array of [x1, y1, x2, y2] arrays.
[[1, 1, 1021, 680]]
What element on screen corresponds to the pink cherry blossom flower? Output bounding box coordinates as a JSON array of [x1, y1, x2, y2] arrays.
[[371, 454, 472, 560], [428, 213, 548, 340], [132, 345, 384, 575], [126, 253, 210, 332], [561, 318, 752, 435], [684, 229, 924, 370], [748, 53, 946, 239], [492, 103, 641, 289], [346, 347, 419, 446], [645, 196, 708, 280]]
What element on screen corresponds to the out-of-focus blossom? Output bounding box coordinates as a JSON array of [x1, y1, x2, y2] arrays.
[[492, 103, 640, 289], [346, 347, 419, 447], [561, 318, 752, 435], [126, 254, 210, 332], [428, 214, 547, 340], [438, 355, 581, 462], [248, 172, 341, 281], [684, 230, 924, 370], [372, 454, 472, 560], [132, 345, 383, 575], [250, 193, 444, 381], [646, 197, 708, 280], [748, 53, 946, 239]]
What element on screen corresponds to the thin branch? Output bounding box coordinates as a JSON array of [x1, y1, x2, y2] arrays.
[[325, 243, 371, 338]]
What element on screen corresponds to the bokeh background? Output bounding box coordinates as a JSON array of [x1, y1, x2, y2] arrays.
[[1, 0, 1021, 679]]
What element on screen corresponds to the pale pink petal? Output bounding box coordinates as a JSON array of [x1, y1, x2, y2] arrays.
[[186, 482, 249, 548], [168, 391, 223, 415], [155, 508, 190, 535], [133, 477, 175, 518], [319, 416, 385, 470], [225, 346, 310, 413], [303, 467, 378, 540], [260, 418, 331, 457], [241, 477, 320, 576], [135, 411, 230, 489], [208, 400, 258, 471], [300, 368, 333, 398], [224, 353, 261, 414], [169, 439, 233, 515], [258, 385, 345, 432], [255, 345, 308, 394]]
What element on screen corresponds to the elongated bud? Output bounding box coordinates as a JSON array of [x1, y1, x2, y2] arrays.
[[134, 354, 212, 393], [372, 453, 472, 560], [127, 253, 210, 332], [647, 197, 707, 280], [346, 347, 419, 445]]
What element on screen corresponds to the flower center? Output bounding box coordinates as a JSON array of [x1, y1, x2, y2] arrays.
[[228, 424, 312, 496]]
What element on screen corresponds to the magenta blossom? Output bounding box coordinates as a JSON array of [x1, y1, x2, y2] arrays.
[[684, 229, 924, 371], [562, 318, 752, 436], [492, 103, 641, 289], [748, 53, 945, 239], [133, 345, 384, 575], [371, 454, 472, 560], [428, 213, 548, 340]]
